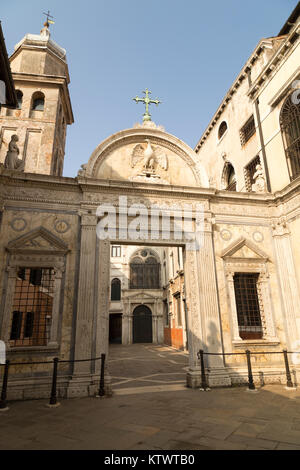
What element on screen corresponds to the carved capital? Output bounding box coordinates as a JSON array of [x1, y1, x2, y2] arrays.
[[6, 265, 17, 278], [271, 217, 290, 236]]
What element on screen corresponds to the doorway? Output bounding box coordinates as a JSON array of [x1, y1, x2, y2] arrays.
[[109, 313, 122, 344], [132, 305, 152, 343]]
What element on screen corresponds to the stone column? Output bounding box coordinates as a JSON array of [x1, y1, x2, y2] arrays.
[[122, 299, 130, 345], [152, 300, 158, 343], [225, 272, 242, 341], [157, 301, 164, 344], [73, 214, 97, 375], [48, 266, 64, 348], [272, 219, 300, 355], [94, 239, 112, 394], [94, 239, 110, 359], [1, 266, 17, 342], [185, 218, 230, 387]]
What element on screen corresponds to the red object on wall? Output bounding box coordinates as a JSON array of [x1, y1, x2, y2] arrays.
[[164, 326, 183, 350]]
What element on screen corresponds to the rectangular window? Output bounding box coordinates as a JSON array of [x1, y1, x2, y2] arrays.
[[175, 293, 182, 327], [233, 273, 263, 340], [240, 115, 256, 146], [244, 155, 261, 191], [164, 300, 169, 326], [111, 245, 121, 257], [10, 311, 23, 340], [10, 267, 55, 347]]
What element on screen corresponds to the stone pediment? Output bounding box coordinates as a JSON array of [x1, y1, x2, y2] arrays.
[[221, 237, 269, 261], [7, 226, 69, 254], [123, 290, 163, 301]]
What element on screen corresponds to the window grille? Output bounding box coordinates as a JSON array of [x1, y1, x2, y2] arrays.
[[244, 155, 261, 191], [240, 115, 256, 146], [10, 267, 55, 347], [233, 273, 263, 340], [130, 249, 160, 289]]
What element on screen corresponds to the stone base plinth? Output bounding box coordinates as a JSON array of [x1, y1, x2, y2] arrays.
[[186, 367, 231, 388]]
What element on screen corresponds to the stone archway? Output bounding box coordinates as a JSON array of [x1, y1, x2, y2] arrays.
[[132, 305, 153, 343]]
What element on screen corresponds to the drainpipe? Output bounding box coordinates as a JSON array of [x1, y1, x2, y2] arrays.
[[246, 69, 272, 193]]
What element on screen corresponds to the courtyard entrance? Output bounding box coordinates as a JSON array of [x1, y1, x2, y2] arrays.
[[108, 343, 189, 394]]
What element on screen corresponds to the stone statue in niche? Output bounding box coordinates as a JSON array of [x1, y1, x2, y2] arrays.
[[4, 135, 25, 171], [252, 164, 266, 192]]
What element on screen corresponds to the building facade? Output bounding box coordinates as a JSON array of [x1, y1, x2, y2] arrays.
[[0, 7, 300, 399]]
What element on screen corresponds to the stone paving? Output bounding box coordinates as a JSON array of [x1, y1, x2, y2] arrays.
[[1, 344, 300, 450]]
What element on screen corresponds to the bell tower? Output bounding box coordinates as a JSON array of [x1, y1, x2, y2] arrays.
[[0, 20, 74, 175]]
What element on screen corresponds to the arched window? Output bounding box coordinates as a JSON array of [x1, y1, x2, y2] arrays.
[[111, 278, 121, 301], [222, 162, 236, 191], [280, 93, 300, 180], [31, 92, 45, 111], [130, 249, 160, 289], [218, 121, 228, 140], [16, 90, 23, 109]]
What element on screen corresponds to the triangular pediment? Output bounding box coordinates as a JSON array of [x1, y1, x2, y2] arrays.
[[7, 226, 68, 254], [221, 236, 269, 260], [123, 290, 162, 300]]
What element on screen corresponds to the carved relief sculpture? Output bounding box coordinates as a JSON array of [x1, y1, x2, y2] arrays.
[[252, 164, 266, 193]]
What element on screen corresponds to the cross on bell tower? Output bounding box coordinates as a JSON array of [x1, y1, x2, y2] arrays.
[[133, 88, 161, 122], [43, 10, 54, 27]]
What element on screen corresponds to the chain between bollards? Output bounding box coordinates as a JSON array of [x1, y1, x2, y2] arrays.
[[245, 350, 256, 390], [0, 359, 10, 410], [49, 357, 59, 406], [283, 349, 294, 388], [98, 353, 106, 397]]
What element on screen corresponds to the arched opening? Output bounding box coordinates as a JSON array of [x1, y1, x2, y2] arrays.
[[111, 278, 121, 301], [16, 90, 23, 109], [218, 121, 228, 140], [222, 162, 236, 191], [130, 249, 160, 289], [31, 92, 45, 112], [280, 93, 300, 180], [132, 305, 152, 343]]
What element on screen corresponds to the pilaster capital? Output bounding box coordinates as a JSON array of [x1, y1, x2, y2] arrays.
[[6, 265, 17, 278], [79, 209, 97, 227], [271, 217, 290, 237]]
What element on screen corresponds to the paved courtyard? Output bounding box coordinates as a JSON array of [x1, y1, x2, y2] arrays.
[[1, 344, 300, 450]]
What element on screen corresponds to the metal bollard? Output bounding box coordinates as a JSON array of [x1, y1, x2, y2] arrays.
[[49, 357, 59, 406], [246, 350, 256, 390], [283, 349, 293, 388], [98, 353, 106, 397], [198, 349, 208, 390], [0, 360, 10, 410]]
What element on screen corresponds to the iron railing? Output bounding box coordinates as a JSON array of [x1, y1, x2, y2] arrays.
[[0, 353, 106, 410], [197, 349, 297, 391]]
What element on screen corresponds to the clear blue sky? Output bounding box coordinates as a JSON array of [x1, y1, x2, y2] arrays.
[[1, 0, 298, 177]]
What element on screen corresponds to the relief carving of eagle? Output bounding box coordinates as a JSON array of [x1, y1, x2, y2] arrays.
[[131, 139, 168, 171]]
